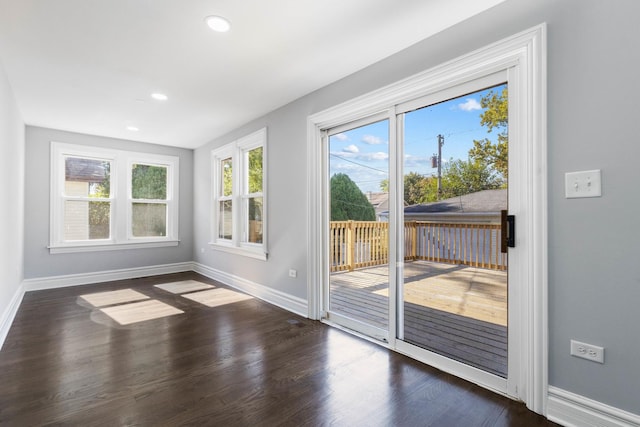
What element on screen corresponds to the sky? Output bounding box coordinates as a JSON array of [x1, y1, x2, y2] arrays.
[[329, 83, 506, 193]]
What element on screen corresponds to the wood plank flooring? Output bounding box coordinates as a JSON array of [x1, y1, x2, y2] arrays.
[[0, 272, 556, 426]]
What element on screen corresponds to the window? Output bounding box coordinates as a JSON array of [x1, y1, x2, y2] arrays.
[[211, 128, 267, 259], [50, 142, 179, 253], [130, 162, 169, 238]]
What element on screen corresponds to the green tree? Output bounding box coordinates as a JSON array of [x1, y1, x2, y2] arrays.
[[469, 87, 508, 178], [248, 146, 263, 193], [132, 164, 167, 199], [380, 160, 502, 205], [331, 173, 376, 221], [380, 172, 439, 205], [88, 161, 111, 239], [403, 172, 440, 205], [247, 147, 264, 237], [379, 178, 388, 192], [440, 158, 503, 199]]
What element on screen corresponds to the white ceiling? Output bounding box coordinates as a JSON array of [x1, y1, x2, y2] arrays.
[[0, 0, 505, 149]]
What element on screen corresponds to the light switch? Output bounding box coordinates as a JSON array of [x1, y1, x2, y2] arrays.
[[565, 170, 602, 198]]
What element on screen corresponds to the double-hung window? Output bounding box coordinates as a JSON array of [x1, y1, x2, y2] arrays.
[[50, 142, 179, 253], [211, 128, 267, 259], [130, 161, 170, 238]]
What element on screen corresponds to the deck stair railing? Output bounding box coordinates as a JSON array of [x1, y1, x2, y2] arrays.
[[330, 220, 507, 272]]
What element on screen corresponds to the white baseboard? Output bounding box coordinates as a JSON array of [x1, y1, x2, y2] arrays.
[[22, 262, 194, 292], [548, 386, 640, 427], [192, 262, 308, 318], [0, 283, 25, 351]]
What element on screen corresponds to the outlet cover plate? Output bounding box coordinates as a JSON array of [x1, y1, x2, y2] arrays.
[[570, 339, 604, 363]]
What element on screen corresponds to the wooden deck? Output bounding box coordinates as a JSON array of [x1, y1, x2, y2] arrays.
[[329, 260, 508, 377]]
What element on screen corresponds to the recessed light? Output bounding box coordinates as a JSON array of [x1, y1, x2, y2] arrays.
[[126, 126, 139, 132], [151, 93, 168, 101], [205, 15, 231, 32]]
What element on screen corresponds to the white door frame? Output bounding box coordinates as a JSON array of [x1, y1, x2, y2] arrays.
[[307, 24, 547, 414]]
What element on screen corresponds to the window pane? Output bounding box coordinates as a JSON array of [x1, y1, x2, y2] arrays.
[[132, 164, 167, 200], [64, 200, 110, 240], [132, 203, 167, 237], [65, 157, 110, 197], [248, 197, 263, 244], [219, 200, 232, 239], [221, 158, 233, 197], [247, 147, 263, 193]]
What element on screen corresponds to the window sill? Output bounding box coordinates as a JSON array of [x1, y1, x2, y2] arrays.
[[49, 240, 180, 254], [208, 242, 268, 261]]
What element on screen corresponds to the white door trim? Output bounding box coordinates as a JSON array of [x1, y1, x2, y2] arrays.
[[307, 24, 547, 414]]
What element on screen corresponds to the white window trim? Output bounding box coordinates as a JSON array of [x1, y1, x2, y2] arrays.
[[210, 128, 267, 260], [49, 142, 180, 253]]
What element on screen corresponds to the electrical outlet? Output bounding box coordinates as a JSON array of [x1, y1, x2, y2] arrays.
[[288, 269, 297, 278], [570, 340, 604, 364]]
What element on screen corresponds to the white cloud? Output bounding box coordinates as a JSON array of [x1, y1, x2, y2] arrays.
[[404, 154, 435, 168], [458, 98, 481, 111], [342, 144, 359, 153], [330, 150, 389, 166], [362, 134, 384, 145], [330, 162, 358, 172], [333, 133, 349, 141], [362, 152, 389, 161]]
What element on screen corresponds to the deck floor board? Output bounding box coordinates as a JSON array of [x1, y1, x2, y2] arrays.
[[330, 260, 508, 377]]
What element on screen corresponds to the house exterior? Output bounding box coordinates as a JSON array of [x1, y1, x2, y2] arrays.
[[366, 191, 389, 219], [63, 157, 109, 240], [366, 191, 409, 220], [379, 188, 507, 224]]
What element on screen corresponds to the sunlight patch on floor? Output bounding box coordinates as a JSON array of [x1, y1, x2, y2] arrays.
[[154, 280, 214, 294], [181, 288, 253, 307], [80, 289, 149, 307], [100, 299, 184, 325]]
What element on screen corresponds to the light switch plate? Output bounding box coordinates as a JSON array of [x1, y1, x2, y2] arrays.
[[565, 169, 601, 198]]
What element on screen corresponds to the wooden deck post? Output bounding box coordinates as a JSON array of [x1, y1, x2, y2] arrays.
[[411, 221, 418, 260], [347, 220, 355, 272]]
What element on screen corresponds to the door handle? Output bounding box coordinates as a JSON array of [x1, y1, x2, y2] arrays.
[[501, 210, 515, 253]]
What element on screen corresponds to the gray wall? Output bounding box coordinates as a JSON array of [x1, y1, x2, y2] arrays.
[[0, 60, 24, 331], [193, 0, 640, 415], [23, 126, 194, 278]]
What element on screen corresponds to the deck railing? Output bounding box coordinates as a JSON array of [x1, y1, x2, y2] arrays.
[[330, 220, 507, 272]]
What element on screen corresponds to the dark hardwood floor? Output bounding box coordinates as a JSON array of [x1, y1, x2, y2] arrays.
[[0, 272, 557, 426]]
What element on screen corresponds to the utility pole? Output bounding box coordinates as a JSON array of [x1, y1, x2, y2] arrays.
[[434, 134, 444, 199]]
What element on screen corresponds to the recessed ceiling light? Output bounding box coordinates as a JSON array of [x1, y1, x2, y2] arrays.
[[151, 93, 168, 101], [126, 126, 139, 132], [205, 15, 231, 32]]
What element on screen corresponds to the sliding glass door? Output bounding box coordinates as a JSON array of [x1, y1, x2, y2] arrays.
[[321, 75, 512, 380]]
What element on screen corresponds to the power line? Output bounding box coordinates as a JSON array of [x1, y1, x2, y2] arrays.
[[404, 127, 484, 145], [329, 153, 388, 174]]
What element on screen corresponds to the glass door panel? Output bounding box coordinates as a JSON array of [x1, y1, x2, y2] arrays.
[[399, 84, 509, 376], [326, 118, 390, 340]]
